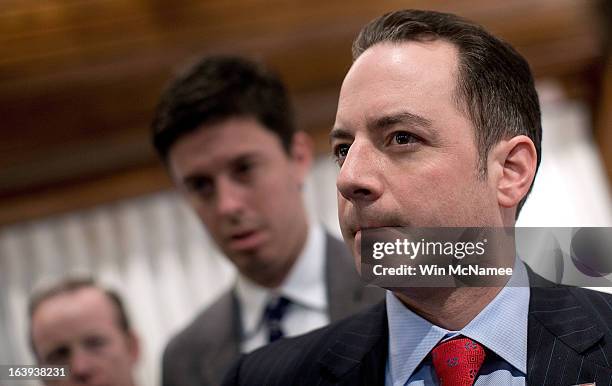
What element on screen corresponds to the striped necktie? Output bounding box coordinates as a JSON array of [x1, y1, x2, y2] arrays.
[[263, 296, 291, 343]]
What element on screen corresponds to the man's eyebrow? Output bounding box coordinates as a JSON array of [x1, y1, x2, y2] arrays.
[[183, 174, 209, 183], [329, 112, 434, 144], [180, 152, 261, 182], [329, 127, 353, 143], [370, 111, 433, 131]]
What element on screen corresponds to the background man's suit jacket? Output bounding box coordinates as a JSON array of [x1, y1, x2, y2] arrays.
[[162, 233, 383, 386], [222, 269, 612, 386]]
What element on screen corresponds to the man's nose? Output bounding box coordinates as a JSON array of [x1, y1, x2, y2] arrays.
[[336, 140, 383, 204], [215, 177, 245, 217], [69, 350, 95, 383]]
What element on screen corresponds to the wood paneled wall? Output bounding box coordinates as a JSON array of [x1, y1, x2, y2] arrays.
[[0, 0, 608, 225]]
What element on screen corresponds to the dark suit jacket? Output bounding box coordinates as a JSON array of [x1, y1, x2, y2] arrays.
[[162, 233, 383, 386], [222, 272, 612, 386]]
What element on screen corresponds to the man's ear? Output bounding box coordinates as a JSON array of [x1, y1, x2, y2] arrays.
[[489, 135, 537, 209], [290, 131, 314, 187], [126, 330, 140, 364]]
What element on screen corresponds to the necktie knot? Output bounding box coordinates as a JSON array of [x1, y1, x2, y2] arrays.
[[263, 296, 291, 342], [431, 337, 486, 386]]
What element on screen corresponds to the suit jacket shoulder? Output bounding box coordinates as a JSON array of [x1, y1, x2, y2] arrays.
[[222, 301, 389, 386], [325, 233, 384, 321], [163, 290, 240, 386]]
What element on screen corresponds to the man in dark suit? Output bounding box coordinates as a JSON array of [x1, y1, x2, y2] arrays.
[[151, 56, 381, 386], [222, 10, 612, 386]]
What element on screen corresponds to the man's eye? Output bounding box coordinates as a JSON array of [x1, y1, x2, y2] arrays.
[[83, 335, 108, 352], [234, 161, 254, 175], [392, 131, 419, 145], [45, 346, 70, 364], [186, 177, 214, 196], [334, 144, 350, 161]]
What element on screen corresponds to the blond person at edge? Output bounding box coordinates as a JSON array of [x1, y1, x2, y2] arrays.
[[29, 279, 139, 386]]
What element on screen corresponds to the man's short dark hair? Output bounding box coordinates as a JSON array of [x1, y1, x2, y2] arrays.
[[29, 278, 131, 357], [151, 55, 296, 161], [353, 9, 542, 215]]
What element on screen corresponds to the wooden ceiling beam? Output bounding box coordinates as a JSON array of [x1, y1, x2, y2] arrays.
[[0, 0, 606, 225]]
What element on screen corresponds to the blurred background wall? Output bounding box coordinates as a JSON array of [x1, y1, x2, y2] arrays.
[[0, 1, 611, 385]]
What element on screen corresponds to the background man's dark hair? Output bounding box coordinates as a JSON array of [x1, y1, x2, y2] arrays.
[[353, 9, 542, 216], [29, 278, 131, 358], [151, 55, 296, 161]]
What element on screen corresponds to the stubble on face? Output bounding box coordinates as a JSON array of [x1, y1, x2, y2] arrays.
[[333, 40, 501, 268], [331, 40, 510, 328]]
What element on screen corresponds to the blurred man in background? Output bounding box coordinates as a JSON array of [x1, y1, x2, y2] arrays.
[[151, 55, 381, 386], [29, 278, 139, 386]]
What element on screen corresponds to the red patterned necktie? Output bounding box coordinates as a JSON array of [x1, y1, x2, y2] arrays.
[[431, 337, 486, 386]]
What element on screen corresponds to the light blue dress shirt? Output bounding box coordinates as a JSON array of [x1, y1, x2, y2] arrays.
[[385, 259, 530, 386]]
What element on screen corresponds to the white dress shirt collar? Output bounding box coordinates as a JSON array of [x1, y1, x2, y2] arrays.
[[386, 258, 530, 385], [235, 223, 327, 338]]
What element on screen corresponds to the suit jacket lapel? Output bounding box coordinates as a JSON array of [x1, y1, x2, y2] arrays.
[[200, 291, 241, 385], [527, 282, 611, 384], [318, 301, 388, 385]]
